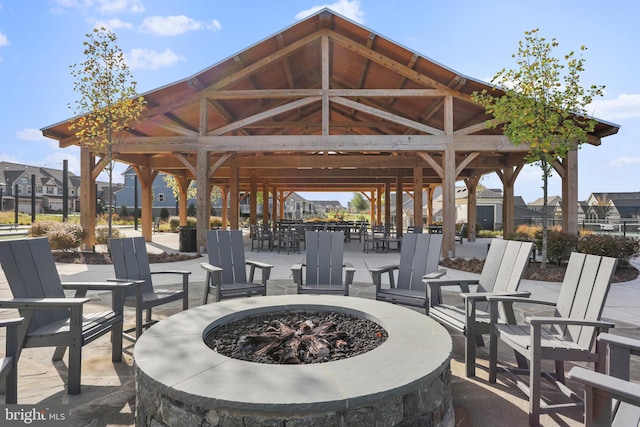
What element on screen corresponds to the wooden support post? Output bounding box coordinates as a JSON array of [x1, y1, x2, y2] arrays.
[[442, 145, 456, 258], [197, 150, 210, 250], [230, 165, 239, 229], [413, 166, 423, 231], [465, 177, 479, 242], [249, 176, 257, 225], [80, 147, 97, 250]]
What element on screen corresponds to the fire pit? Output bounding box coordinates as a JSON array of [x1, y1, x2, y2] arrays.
[[134, 295, 454, 426]]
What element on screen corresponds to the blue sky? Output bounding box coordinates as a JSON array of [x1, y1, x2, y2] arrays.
[[1, 0, 638, 207]]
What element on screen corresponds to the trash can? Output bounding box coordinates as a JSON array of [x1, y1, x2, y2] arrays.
[[178, 226, 197, 252]]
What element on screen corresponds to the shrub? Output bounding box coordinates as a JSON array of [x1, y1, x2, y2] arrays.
[[534, 229, 578, 265], [210, 216, 223, 228], [119, 205, 129, 217], [577, 234, 640, 265], [29, 220, 56, 237], [49, 222, 86, 251], [160, 208, 170, 221], [95, 226, 122, 245], [187, 203, 196, 217], [169, 216, 180, 232]]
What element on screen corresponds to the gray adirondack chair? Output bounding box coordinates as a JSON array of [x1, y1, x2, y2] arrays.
[[0, 238, 129, 395], [201, 230, 273, 303], [109, 237, 190, 340], [425, 239, 533, 377], [0, 317, 23, 404], [370, 233, 445, 312], [569, 333, 640, 427], [292, 230, 355, 295], [487, 252, 618, 426]]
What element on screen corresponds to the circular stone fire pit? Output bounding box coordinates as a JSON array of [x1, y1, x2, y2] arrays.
[[134, 295, 453, 426]]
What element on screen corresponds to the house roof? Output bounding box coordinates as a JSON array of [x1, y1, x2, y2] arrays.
[[41, 9, 620, 196]]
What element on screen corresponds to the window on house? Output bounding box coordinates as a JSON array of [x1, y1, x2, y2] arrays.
[[46, 186, 54, 194], [27, 187, 32, 195], [158, 193, 165, 202]]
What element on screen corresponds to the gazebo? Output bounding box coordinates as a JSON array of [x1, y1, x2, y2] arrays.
[[41, 9, 619, 257]]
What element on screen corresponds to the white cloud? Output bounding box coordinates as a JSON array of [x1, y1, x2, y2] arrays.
[[18, 128, 59, 149], [609, 157, 640, 167], [140, 15, 203, 36], [126, 48, 185, 70], [0, 31, 8, 46], [295, 0, 365, 23], [93, 18, 133, 31], [209, 19, 222, 32], [95, 0, 144, 14], [590, 93, 640, 120]]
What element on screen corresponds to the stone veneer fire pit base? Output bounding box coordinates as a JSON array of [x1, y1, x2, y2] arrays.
[[134, 295, 454, 427]]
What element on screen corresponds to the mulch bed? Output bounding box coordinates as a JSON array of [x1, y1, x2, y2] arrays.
[[52, 251, 201, 264], [438, 257, 639, 283]]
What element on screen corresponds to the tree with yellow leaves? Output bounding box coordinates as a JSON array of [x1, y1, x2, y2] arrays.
[[69, 27, 145, 238]]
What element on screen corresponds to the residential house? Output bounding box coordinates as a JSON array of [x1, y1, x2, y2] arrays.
[[583, 192, 640, 223], [0, 161, 80, 213]]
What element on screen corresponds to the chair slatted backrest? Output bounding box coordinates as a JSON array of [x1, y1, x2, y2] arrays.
[[554, 253, 617, 349], [475, 239, 533, 315], [0, 238, 67, 332], [396, 233, 443, 292], [109, 237, 153, 297], [206, 230, 247, 285], [305, 231, 344, 285]]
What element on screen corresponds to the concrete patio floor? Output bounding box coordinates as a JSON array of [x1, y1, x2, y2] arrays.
[[1, 228, 639, 426]]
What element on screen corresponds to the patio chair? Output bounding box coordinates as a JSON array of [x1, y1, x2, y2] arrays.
[[370, 233, 445, 313], [0, 238, 129, 394], [201, 230, 274, 303], [109, 237, 191, 340], [250, 223, 272, 252], [425, 239, 533, 377], [0, 317, 24, 404], [568, 333, 640, 427], [487, 252, 618, 426], [292, 230, 355, 295]]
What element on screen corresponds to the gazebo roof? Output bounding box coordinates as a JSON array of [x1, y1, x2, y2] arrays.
[[41, 8, 619, 193]]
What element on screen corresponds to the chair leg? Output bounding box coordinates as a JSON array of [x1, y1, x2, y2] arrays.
[[489, 329, 498, 383], [529, 327, 542, 427], [111, 320, 123, 362], [68, 343, 82, 395], [5, 359, 17, 403], [136, 307, 143, 339], [202, 272, 211, 305]]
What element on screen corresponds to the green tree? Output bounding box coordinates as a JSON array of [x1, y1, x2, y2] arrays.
[[472, 29, 603, 267], [69, 27, 145, 239], [351, 192, 369, 212], [162, 174, 222, 207]]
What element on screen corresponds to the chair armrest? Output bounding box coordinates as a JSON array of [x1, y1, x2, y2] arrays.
[[423, 269, 447, 280], [369, 264, 399, 292], [246, 260, 274, 285], [150, 270, 191, 276], [246, 259, 274, 270], [0, 297, 89, 309], [61, 281, 133, 292], [461, 290, 531, 302], [526, 317, 615, 329], [344, 262, 356, 286], [368, 264, 399, 275], [200, 262, 222, 274], [598, 333, 640, 354], [291, 263, 303, 286], [426, 278, 480, 307], [0, 318, 24, 328], [486, 295, 555, 305], [568, 367, 640, 406]]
